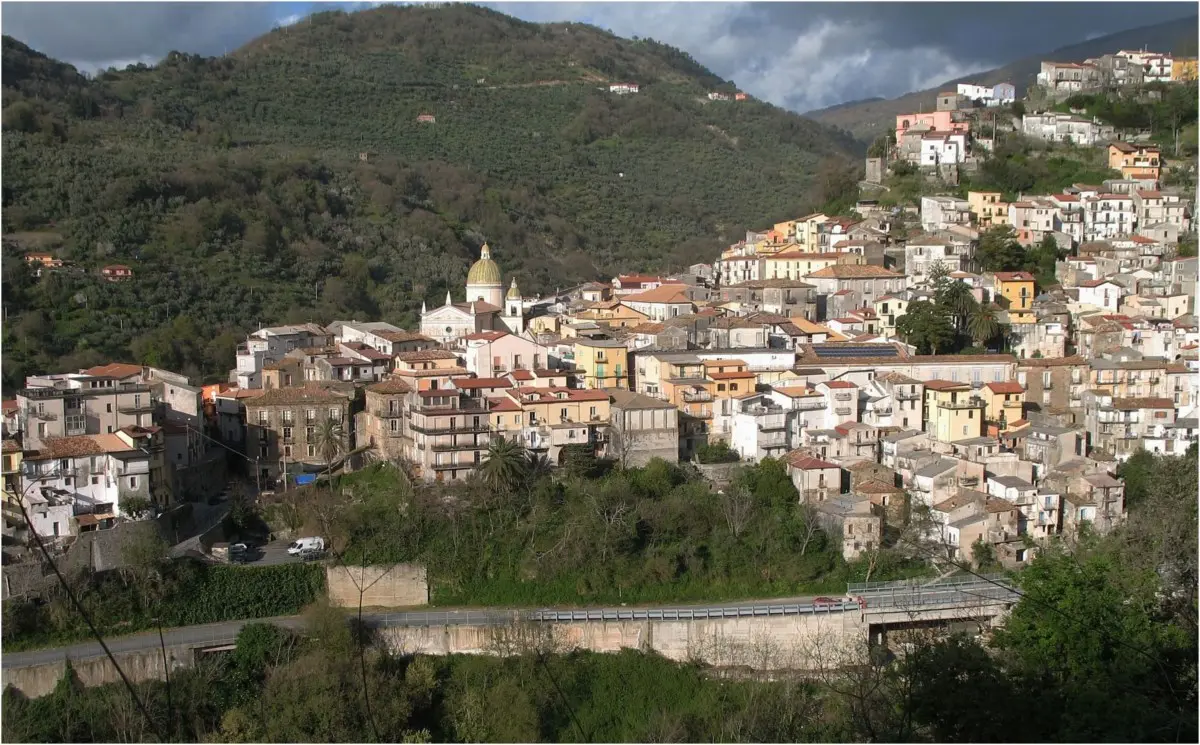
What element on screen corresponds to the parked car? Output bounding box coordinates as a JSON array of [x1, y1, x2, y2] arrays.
[[812, 596, 837, 606], [287, 537, 325, 556], [298, 548, 325, 562]]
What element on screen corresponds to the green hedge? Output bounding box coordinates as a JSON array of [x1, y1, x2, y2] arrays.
[[2, 561, 325, 651]]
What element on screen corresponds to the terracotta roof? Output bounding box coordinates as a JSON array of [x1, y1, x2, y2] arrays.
[[3, 438, 21, 453], [1078, 279, 1119, 288], [2, 400, 17, 413], [27, 436, 108, 460], [452, 377, 513, 390], [377, 330, 433, 343], [83, 363, 143, 379], [451, 300, 502, 314], [708, 370, 755, 380], [785, 451, 840, 470], [513, 386, 609, 402], [622, 285, 694, 304], [992, 272, 1035, 282], [822, 380, 858, 389], [510, 370, 535, 381], [1112, 397, 1174, 410], [463, 330, 510, 341], [806, 265, 902, 279], [487, 396, 522, 412], [366, 378, 412, 395], [247, 385, 350, 407], [771, 386, 822, 398], [985, 382, 1025, 394], [923, 380, 971, 391], [396, 350, 459, 362], [855, 479, 903, 494], [985, 498, 1018, 514]]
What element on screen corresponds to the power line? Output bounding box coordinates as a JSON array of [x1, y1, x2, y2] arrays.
[[17, 492, 167, 742]]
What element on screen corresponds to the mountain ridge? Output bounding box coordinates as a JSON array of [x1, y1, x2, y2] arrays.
[[0, 3, 863, 389], [806, 15, 1199, 142]]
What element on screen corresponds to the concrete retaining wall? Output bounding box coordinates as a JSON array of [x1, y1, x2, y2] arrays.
[[326, 564, 428, 608], [381, 611, 869, 670], [1, 643, 195, 699]]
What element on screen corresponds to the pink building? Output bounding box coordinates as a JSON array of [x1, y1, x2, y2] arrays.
[[895, 111, 970, 143]]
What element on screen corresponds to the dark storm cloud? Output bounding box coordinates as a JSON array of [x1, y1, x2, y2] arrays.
[[2, 1, 1193, 112]]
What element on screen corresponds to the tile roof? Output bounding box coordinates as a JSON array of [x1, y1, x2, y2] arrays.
[[985, 382, 1025, 394], [83, 363, 143, 379], [452, 377, 513, 390], [784, 452, 841, 470], [366, 378, 412, 395], [486, 396, 522, 412], [806, 265, 902, 279], [1112, 397, 1174, 410], [992, 272, 1035, 282], [822, 380, 858, 389], [463, 330, 510, 341], [708, 370, 755, 380], [622, 285, 695, 304], [377, 330, 433, 343], [923, 380, 971, 391], [396, 350, 460, 362], [247, 385, 350, 407]]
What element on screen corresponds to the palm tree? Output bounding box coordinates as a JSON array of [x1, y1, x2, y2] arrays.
[[525, 451, 554, 484], [938, 280, 978, 332], [480, 437, 527, 492], [968, 305, 1000, 349], [312, 417, 346, 498]]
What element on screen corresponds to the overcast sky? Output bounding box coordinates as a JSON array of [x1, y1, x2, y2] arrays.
[[3, 1, 1194, 112]]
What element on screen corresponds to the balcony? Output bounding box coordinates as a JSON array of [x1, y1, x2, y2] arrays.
[[682, 390, 713, 403], [835, 407, 852, 416], [938, 399, 982, 410], [117, 461, 150, 476], [413, 423, 493, 436], [118, 400, 159, 414], [872, 407, 893, 416], [794, 399, 826, 411], [834, 392, 853, 401], [431, 460, 480, 471], [431, 440, 487, 452], [370, 407, 405, 419], [29, 410, 58, 420], [896, 391, 921, 401]]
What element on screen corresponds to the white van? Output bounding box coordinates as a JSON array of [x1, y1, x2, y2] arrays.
[[287, 537, 325, 555]]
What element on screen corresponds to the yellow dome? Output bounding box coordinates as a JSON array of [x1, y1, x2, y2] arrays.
[[506, 277, 521, 300], [466, 243, 502, 286]]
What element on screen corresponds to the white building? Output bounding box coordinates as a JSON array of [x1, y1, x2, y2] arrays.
[[920, 132, 967, 165], [233, 323, 330, 389], [730, 394, 791, 462], [1083, 193, 1136, 242], [609, 83, 639, 94], [21, 427, 167, 536], [920, 196, 972, 232], [1076, 279, 1124, 312], [1021, 113, 1114, 146]]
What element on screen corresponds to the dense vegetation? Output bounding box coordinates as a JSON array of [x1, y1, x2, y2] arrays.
[[269, 456, 925, 607], [0, 3, 861, 392], [2, 552, 324, 651], [4, 447, 1195, 743], [1055, 82, 1199, 157]]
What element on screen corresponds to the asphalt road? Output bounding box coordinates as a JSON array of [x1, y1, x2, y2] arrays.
[[2, 579, 1016, 669]]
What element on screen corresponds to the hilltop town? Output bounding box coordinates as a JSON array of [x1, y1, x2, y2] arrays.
[[4, 44, 1197, 575]]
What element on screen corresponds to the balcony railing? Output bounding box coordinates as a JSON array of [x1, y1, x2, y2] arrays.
[[835, 407, 852, 416], [370, 407, 405, 419], [896, 391, 921, 400], [413, 424, 493, 436], [794, 399, 826, 411], [431, 440, 487, 452], [430, 460, 480, 471], [834, 392, 853, 401], [682, 391, 713, 403], [118, 400, 159, 414]]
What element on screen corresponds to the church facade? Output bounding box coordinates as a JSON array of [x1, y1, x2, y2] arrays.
[[420, 244, 526, 344]]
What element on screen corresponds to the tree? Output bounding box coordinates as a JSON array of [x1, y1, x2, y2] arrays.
[[977, 226, 1027, 271], [480, 437, 527, 492], [936, 279, 978, 332], [719, 483, 755, 539], [524, 451, 554, 484], [967, 304, 1001, 349], [895, 300, 955, 354], [312, 417, 346, 498]]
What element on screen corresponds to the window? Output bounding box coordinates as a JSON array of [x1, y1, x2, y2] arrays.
[[283, 446, 292, 458], [731, 383, 739, 391], [589, 406, 597, 419], [106, 403, 112, 413], [130, 476, 138, 489], [258, 411, 268, 424], [283, 427, 293, 441], [329, 407, 341, 421], [308, 445, 316, 457], [717, 383, 726, 392]]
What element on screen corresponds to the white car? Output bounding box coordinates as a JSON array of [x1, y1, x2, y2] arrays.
[[287, 537, 325, 555]]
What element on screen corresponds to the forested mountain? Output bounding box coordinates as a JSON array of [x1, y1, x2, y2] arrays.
[[0, 3, 861, 391], [807, 16, 1198, 142]]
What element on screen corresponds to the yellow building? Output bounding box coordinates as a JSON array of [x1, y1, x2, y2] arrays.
[[980, 381, 1026, 432], [2, 440, 22, 527], [990, 271, 1036, 324], [573, 338, 629, 389], [874, 294, 910, 338], [1172, 57, 1197, 82], [571, 301, 649, 329], [1107, 142, 1161, 182], [967, 191, 1011, 229], [765, 250, 862, 280], [656, 358, 712, 421], [923, 380, 985, 443]]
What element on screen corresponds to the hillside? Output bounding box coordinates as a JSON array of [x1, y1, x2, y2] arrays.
[[0, 3, 861, 391], [807, 16, 1199, 142]]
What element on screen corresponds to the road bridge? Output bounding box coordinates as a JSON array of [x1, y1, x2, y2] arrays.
[[2, 576, 1019, 698]]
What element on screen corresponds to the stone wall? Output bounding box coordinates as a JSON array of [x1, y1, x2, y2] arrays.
[[693, 462, 741, 490], [1, 643, 195, 699], [380, 611, 869, 671], [326, 563, 428, 608]]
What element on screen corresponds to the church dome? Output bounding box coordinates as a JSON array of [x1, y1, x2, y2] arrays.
[[466, 243, 502, 286], [506, 277, 521, 300]]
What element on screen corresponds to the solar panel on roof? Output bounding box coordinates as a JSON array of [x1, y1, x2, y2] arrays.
[[812, 345, 898, 358]]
